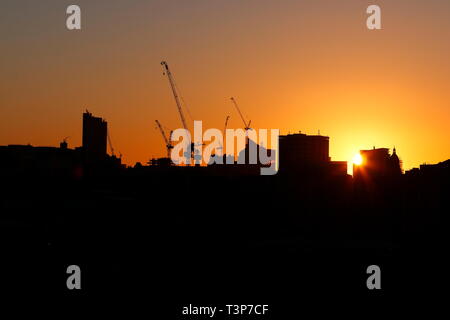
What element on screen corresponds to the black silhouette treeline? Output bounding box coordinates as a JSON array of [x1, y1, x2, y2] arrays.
[[0, 111, 446, 302]]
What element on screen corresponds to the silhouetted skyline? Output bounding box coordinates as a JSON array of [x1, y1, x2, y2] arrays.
[[1, 1, 448, 308], [1, 1, 449, 170]]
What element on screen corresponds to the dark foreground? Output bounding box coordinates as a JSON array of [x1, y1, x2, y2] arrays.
[[0, 166, 446, 314]]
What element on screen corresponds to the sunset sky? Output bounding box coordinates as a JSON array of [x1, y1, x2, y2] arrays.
[[1, 0, 449, 171]]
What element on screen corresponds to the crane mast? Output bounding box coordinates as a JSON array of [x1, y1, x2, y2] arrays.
[[161, 61, 188, 130], [224, 115, 230, 133], [218, 115, 230, 152], [107, 131, 115, 157], [155, 120, 173, 158]]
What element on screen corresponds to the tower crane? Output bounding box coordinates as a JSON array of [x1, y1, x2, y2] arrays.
[[161, 61, 188, 130], [155, 120, 173, 158], [217, 115, 230, 152], [224, 115, 230, 133], [107, 131, 115, 157], [161, 60, 203, 164], [230, 97, 251, 132]]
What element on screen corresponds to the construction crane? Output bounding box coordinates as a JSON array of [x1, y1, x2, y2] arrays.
[[155, 120, 173, 158], [218, 115, 230, 152], [224, 115, 230, 133], [107, 131, 115, 157], [230, 97, 251, 132], [161, 61, 188, 130]]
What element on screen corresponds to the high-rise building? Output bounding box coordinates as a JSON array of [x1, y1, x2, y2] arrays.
[[279, 133, 330, 172], [82, 111, 107, 161]]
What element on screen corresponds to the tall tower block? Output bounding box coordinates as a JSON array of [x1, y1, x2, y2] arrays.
[[82, 111, 107, 161]]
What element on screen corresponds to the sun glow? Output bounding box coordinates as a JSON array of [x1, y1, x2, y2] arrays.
[[353, 153, 363, 165]]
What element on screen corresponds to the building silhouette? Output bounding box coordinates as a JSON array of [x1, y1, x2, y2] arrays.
[[0, 111, 121, 179], [0, 112, 446, 298], [278, 132, 347, 176], [279, 133, 329, 165], [82, 110, 107, 162], [0, 144, 82, 178], [353, 147, 402, 180], [406, 159, 449, 184], [352, 147, 403, 203]]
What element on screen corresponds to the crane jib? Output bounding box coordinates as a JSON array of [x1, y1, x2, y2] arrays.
[[161, 61, 188, 130]]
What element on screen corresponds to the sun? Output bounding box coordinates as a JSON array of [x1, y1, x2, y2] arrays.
[[353, 153, 363, 165]]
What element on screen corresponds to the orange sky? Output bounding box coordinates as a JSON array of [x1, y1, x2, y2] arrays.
[[1, 0, 449, 171]]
